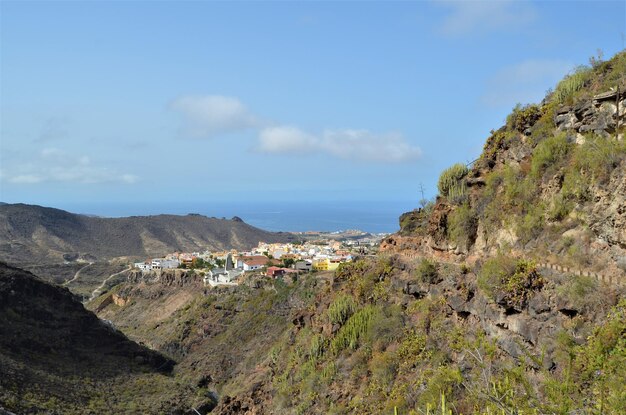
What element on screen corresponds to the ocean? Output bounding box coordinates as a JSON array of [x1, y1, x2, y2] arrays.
[[62, 200, 418, 234]]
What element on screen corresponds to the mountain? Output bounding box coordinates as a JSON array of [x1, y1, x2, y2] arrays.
[[0, 203, 296, 266], [0, 262, 209, 414]]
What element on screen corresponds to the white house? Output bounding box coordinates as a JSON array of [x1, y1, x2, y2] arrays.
[[134, 262, 152, 272], [236, 256, 268, 271], [204, 268, 244, 287], [151, 258, 179, 270]]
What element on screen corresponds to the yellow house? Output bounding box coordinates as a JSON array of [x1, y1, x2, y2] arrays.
[[312, 258, 341, 271], [312, 258, 330, 271]]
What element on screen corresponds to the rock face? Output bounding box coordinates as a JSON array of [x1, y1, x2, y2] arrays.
[[383, 87, 626, 277], [127, 268, 204, 287], [555, 90, 625, 139]]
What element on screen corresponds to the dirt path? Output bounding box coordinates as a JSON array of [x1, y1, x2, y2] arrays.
[[62, 262, 93, 287], [88, 265, 131, 302]]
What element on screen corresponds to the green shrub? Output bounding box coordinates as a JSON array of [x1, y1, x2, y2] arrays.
[[415, 258, 440, 284], [507, 103, 542, 132], [330, 305, 376, 354], [556, 275, 601, 311], [529, 103, 557, 146], [327, 295, 356, 326], [447, 181, 469, 204], [571, 300, 626, 412], [478, 257, 544, 309], [447, 202, 477, 249], [517, 203, 545, 244], [571, 134, 626, 184], [553, 66, 591, 104], [548, 194, 573, 221], [397, 331, 427, 370], [308, 334, 328, 361], [530, 133, 571, 178], [438, 163, 469, 200], [562, 169, 591, 202]]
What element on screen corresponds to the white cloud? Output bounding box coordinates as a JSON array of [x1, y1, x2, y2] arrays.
[[170, 95, 260, 137], [258, 126, 422, 163], [258, 126, 318, 154], [482, 59, 573, 107], [1, 148, 138, 185], [436, 0, 537, 36], [169, 94, 421, 163]]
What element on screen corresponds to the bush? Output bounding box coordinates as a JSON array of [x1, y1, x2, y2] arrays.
[[447, 202, 477, 249], [571, 300, 626, 411], [548, 194, 573, 221], [416, 259, 440, 284], [553, 66, 591, 104], [571, 134, 626, 184], [556, 275, 601, 311], [507, 103, 542, 133], [517, 204, 545, 244], [438, 163, 469, 201], [308, 334, 328, 361], [530, 133, 571, 178], [330, 305, 376, 354], [478, 257, 544, 310], [327, 295, 356, 326]]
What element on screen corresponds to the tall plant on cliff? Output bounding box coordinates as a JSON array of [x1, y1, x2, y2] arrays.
[[438, 163, 469, 204]]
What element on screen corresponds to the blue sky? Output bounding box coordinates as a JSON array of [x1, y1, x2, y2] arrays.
[[1, 0, 625, 210]]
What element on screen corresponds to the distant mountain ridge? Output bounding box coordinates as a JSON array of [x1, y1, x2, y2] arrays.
[[0, 203, 295, 266]]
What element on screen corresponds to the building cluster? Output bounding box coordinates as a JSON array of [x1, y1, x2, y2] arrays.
[[132, 238, 363, 287]]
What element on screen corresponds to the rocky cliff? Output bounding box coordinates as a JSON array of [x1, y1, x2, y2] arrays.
[[382, 52, 626, 283]]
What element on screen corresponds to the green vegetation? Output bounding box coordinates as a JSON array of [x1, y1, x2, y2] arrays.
[[447, 202, 477, 249], [554, 65, 592, 104], [327, 294, 356, 326], [529, 132, 571, 177], [478, 256, 544, 309], [438, 163, 469, 203], [330, 305, 376, 353], [507, 103, 542, 132], [415, 258, 440, 284]]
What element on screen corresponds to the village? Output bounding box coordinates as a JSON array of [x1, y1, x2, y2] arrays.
[[132, 232, 389, 287]]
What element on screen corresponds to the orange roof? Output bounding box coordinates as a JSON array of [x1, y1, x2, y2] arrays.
[[243, 256, 268, 266]]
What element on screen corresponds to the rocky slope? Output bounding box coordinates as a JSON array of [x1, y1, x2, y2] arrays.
[[0, 203, 295, 266], [91, 254, 625, 414]]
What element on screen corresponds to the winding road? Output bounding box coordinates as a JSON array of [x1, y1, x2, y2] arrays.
[[62, 262, 93, 287], [88, 265, 132, 302]]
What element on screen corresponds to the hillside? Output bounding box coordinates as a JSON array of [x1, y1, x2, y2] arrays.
[[0, 262, 207, 414], [84, 52, 626, 414], [0, 203, 295, 266]]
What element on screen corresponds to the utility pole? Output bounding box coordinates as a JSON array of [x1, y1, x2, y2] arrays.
[[418, 182, 427, 209]]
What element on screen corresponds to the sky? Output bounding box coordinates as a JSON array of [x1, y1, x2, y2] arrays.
[[1, 0, 625, 211]]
